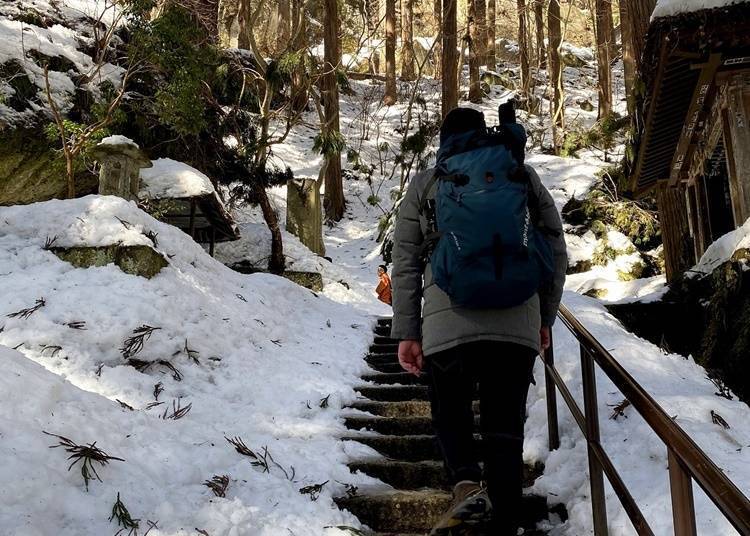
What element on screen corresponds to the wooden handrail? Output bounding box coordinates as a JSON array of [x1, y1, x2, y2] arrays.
[[543, 304, 750, 535]]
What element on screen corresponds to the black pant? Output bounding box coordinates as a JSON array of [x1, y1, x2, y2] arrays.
[[425, 341, 537, 535]]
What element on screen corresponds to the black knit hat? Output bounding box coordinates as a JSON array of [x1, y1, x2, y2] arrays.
[[440, 107, 486, 144]]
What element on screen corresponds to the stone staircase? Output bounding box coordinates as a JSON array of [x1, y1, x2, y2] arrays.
[[335, 318, 564, 535]]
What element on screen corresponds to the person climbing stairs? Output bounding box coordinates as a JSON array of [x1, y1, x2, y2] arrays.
[[335, 318, 565, 535]]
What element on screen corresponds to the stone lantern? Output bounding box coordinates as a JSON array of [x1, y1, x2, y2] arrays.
[[90, 136, 152, 200]]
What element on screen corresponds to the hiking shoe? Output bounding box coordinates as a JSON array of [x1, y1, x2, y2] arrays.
[[429, 481, 493, 535]]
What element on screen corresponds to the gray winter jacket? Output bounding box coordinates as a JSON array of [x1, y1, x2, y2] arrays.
[[390, 165, 567, 356]]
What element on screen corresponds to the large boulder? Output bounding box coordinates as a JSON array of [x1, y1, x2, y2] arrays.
[[52, 245, 169, 279], [0, 128, 97, 205]]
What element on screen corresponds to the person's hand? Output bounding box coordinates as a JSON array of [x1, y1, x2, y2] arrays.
[[398, 340, 424, 376], [540, 326, 551, 353]]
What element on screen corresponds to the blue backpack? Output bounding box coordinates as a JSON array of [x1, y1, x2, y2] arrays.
[[423, 110, 555, 309]]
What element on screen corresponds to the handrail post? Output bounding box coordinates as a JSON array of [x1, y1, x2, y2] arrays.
[[581, 344, 609, 536], [544, 330, 561, 451], [668, 449, 698, 536]]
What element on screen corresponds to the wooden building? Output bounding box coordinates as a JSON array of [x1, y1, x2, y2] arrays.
[[139, 158, 239, 256], [632, 1, 750, 280]]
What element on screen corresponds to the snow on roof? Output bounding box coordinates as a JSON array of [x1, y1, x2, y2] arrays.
[[98, 134, 138, 148], [693, 217, 750, 274], [139, 158, 215, 200], [652, 0, 749, 19]]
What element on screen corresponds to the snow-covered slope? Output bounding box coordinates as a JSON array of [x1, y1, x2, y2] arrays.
[[0, 196, 379, 536], [526, 292, 750, 536], [652, 0, 749, 19]]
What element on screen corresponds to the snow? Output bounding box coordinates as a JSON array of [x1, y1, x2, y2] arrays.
[[692, 216, 750, 275], [139, 158, 216, 200], [652, 0, 748, 18], [99, 134, 138, 148], [526, 292, 750, 535], [0, 195, 379, 536], [0, 0, 123, 125]]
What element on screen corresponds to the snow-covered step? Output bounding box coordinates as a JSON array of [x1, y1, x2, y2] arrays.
[[360, 371, 424, 385], [348, 399, 481, 418], [335, 490, 551, 533], [344, 415, 434, 435], [364, 361, 404, 373], [348, 458, 449, 490], [368, 343, 399, 355], [355, 384, 429, 401], [373, 325, 393, 337], [348, 458, 543, 492], [343, 434, 442, 461]]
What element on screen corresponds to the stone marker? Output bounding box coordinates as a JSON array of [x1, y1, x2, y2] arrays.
[[90, 137, 152, 200], [286, 178, 325, 256]]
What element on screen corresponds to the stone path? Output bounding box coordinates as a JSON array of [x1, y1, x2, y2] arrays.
[[335, 318, 565, 535]]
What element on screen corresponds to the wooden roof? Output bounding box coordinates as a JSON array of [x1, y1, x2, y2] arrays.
[[631, 3, 750, 196], [157, 193, 240, 243]]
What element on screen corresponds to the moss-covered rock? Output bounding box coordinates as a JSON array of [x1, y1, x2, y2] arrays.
[[52, 245, 168, 278], [0, 128, 98, 205], [608, 253, 750, 402], [0, 59, 37, 111], [282, 271, 324, 292]]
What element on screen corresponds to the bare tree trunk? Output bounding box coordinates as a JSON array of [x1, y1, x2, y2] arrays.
[[384, 0, 397, 104], [275, 0, 291, 55], [433, 0, 442, 78], [323, 0, 345, 221], [595, 0, 613, 118], [486, 0, 496, 68], [401, 0, 416, 80], [619, 0, 635, 116], [237, 0, 251, 49], [442, 0, 458, 117], [629, 0, 656, 66], [257, 183, 286, 273], [534, 0, 546, 68], [468, 0, 482, 102], [548, 0, 564, 153], [291, 0, 308, 113], [475, 0, 487, 66], [368, 0, 381, 74], [218, 0, 239, 48], [517, 0, 531, 101]]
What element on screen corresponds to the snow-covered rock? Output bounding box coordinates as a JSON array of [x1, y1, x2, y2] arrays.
[[692, 216, 750, 275], [652, 0, 749, 18]]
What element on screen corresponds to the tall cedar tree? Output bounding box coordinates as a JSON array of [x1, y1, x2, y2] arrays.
[[323, 0, 345, 220], [441, 0, 458, 117], [401, 0, 416, 80], [475, 0, 487, 65], [433, 0, 442, 78], [384, 0, 397, 104], [622, 0, 656, 115], [517, 0, 531, 102], [368, 0, 381, 74], [486, 0, 496, 67], [547, 0, 564, 152], [468, 0, 482, 102], [290, 0, 308, 113], [275, 0, 291, 55], [534, 0, 546, 68], [595, 0, 613, 118]]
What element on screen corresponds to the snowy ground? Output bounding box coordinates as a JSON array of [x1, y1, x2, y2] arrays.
[[0, 197, 382, 536]]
